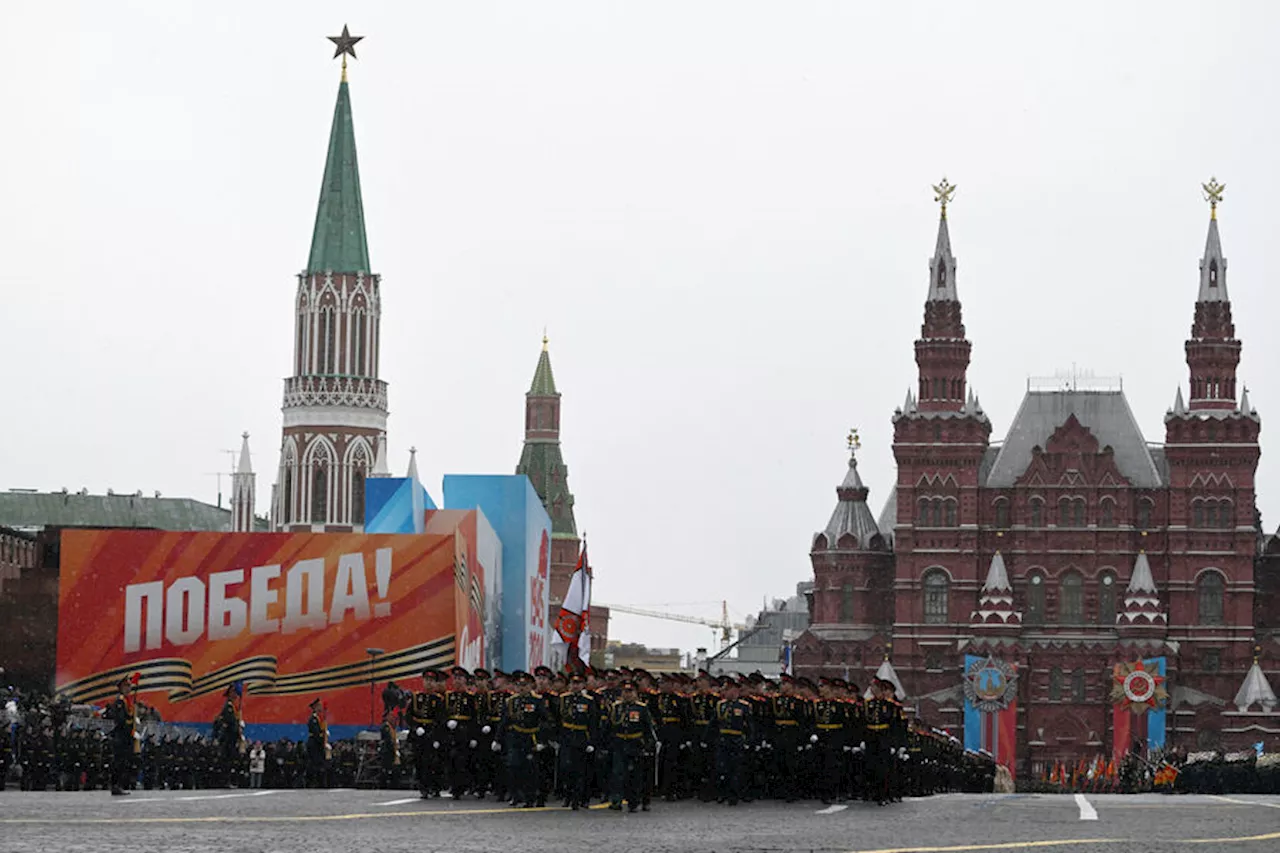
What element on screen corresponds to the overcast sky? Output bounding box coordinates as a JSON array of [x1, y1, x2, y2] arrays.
[[5, 2, 1278, 656]]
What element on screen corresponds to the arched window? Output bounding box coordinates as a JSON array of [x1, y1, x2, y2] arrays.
[[1198, 572, 1225, 625], [1030, 498, 1044, 529], [1098, 571, 1117, 626], [1074, 498, 1086, 527], [1060, 572, 1083, 624], [1026, 573, 1045, 625], [944, 499, 957, 527], [1049, 667, 1063, 701], [311, 464, 328, 524], [840, 583, 854, 622], [1058, 497, 1072, 527], [1205, 501, 1218, 529], [1136, 498, 1153, 530], [351, 469, 366, 526], [1100, 498, 1115, 528], [1209, 259, 1218, 287], [282, 467, 293, 524], [1192, 499, 1204, 529], [1070, 669, 1086, 702], [994, 498, 1010, 529], [923, 570, 949, 624], [352, 309, 366, 376], [937, 263, 946, 291], [1219, 499, 1233, 529], [918, 499, 930, 527]]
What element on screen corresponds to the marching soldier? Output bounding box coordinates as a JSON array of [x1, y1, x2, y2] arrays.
[[105, 673, 140, 796], [379, 707, 401, 789], [688, 671, 719, 801], [714, 679, 754, 806], [556, 671, 599, 810], [444, 666, 479, 798], [304, 698, 329, 788], [532, 665, 558, 807], [212, 682, 245, 787], [813, 678, 847, 804], [407, 670, 446, 798], [499, 671, 551, 808], [608, 679, 657, 811]]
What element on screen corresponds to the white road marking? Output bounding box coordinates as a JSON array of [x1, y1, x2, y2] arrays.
[[1209, 794, 1280, 809], [125, 790, 279, 803], [1074, 793, 1098, 821], [815, 804, 848, 815], [375, 797, 422, 806]]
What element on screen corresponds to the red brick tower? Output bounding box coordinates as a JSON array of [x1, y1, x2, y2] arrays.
[[1162, 181, 1261, 702], [272, 48, 386, 532], [890, 181, 993, 681]]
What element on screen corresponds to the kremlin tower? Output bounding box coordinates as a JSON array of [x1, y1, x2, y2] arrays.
[[272, 30, 387, 532]]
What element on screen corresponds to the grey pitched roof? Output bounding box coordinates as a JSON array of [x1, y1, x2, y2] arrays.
[[984, 390, 1163, 488], [876, 488, 898, 545], [1233, 661, 1277, 713], [0, 490, 255, 532], [1198, 217, 1228, 303], [814, 455, 880, 550]]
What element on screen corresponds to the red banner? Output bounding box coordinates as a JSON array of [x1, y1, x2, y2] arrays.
[[56, 529, 471, 726]]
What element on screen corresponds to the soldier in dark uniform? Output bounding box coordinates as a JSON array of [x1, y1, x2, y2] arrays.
[[476, 669, 505, 800], [556, 671, 599, 810], [714, 679, 754, 806], [304, 698, 329, 788], [532, 665, 558, 807], [654, 674, 690, 801], [104, 674, 140, 795], [771, 675, 808, 802], [211, 682, 245, 787], [863, 678, 896, 805], [407, 670, 446, 798], [499, 671, 551, 808], [813, 678, 847, 803], [688, 670, 719, 802], [608, 679, 656, 811], [444, 666, 479, 798], [379, 706, 401, 789]]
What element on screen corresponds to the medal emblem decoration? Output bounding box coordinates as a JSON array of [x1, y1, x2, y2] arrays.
[[1111, 659, 1167, 714], [963, 656, 1018, 713]]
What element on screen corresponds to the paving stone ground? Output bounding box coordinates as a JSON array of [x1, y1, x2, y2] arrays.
[[1, 790, 1278, 853]]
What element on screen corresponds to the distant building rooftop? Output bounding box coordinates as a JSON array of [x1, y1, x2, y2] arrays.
[[0, 489, 265, 533]]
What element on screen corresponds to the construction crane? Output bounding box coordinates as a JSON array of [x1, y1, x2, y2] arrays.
[[598, 600, 747, 651]]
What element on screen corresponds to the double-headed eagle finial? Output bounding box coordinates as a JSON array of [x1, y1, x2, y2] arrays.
[[847, 428, 861, 456], [932, 177, 956, 218], [1202, 176, 1225, 219]]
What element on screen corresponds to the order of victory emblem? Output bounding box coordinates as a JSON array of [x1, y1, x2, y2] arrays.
[[963, 656, 1018, 712], [1111, 660, 1168, 714]]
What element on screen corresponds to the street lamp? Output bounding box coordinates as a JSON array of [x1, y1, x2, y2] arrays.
[[365, 647, 384, 729]]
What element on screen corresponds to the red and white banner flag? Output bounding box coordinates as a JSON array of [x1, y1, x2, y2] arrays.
[[551, 543, 592, 669]]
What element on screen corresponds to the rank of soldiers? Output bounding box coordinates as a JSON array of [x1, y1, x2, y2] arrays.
[[369, 665, 989, 810]]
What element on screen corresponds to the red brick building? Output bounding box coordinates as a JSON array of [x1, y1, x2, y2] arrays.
[[796, 186, 1279, 770]]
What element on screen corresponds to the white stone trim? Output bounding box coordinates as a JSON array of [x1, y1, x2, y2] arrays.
[[283, 406, 388, 430]]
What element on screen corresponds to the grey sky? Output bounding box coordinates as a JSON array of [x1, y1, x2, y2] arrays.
[[5, 2, 1278, 655]]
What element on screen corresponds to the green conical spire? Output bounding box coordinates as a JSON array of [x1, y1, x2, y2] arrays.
[[306, 78, 370, 274], [529, 334, 558, 396]]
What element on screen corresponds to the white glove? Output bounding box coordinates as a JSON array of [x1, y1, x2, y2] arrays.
[[535, 743, 545, 752], [699, 742, 707, 748], [586, 745, 595, 754], [843, 745, 852, 752], [415, 727, 425, 737], [809, 734, 819, 743], [797, 746, 804, 753], [481, 725, 492, 735], [447, 720, 458, 730], [469, 740, 477, 749], [490, 741, 501, 753], [860, 741, 867, 751], [762, 741, 770, 750], [432, 741, 440, 750]]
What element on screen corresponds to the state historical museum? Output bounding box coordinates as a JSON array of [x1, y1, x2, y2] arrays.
[[795, 181, 1280, 773]]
